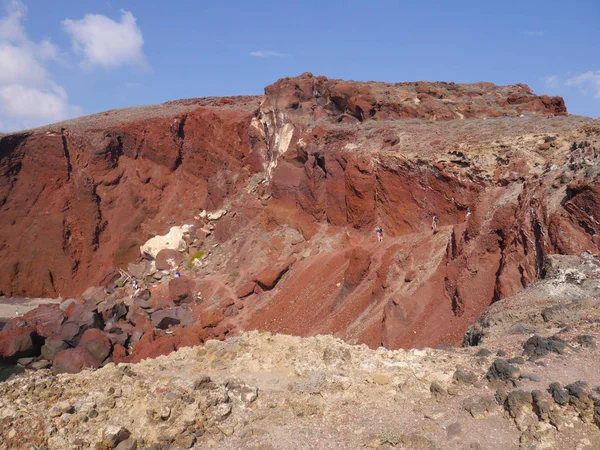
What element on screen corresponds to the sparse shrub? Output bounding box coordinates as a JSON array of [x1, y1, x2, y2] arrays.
[[378, 429, 402, 446], [187, 250, 205, 268]]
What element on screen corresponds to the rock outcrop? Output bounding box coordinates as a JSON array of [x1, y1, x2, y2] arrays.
[[1, 74, 599, 355]]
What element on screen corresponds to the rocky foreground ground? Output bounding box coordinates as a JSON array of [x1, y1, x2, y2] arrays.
[[2, 254, 600, 449]]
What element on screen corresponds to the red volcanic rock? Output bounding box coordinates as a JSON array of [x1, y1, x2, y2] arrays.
[[2, 304, 65, 338], [129, 331, 176, 363], [127, 260, 152, 279], [0, 73, 593, 357], [98, 268, 121, 289], [78, 328, 112, 364], [40, 336, 68, 361], [155, 249, 183, 271], [0, 327, 38, 360], [168, 276, 195, 304], [262, 74, 566, 126], [151, 307, 193, 329], [81, 286, 106, 306], [112, 343, 128, 364], [0, 95, 258, 299], [236, 281, 255, 298], [53, 347, 100, 374], [253, 259, 293, 290], [344, 248, 372, 288], [60, 305, 103, 346], [200, 309, 224, 328]]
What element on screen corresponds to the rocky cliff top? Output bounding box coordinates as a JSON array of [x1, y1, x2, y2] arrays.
[[261, 73, 567, 125]]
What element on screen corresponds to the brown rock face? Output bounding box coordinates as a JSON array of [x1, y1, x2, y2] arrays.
[[2, 74, 599, 355], [78, 328, 112, 364], [52, 347, 100, 374], [344, 248, 372, 288], [2, 304, 65, 338], [0, 326, 39, 360], [155, 249, 183, 271], [0, 96, 259, 298]]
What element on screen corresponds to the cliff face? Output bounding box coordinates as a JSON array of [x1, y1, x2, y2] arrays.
[[0, 97, 260, 297], [1, 73, 598, 350]]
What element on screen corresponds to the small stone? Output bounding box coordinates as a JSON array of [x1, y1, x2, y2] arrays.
[[506, 357, 525, 365], [241, 386, 258, 404], [486, 359, 520, 383], [159, 406, 171, 421], [173, 433, 195, 449], [548, 382, 569, 405], [453, 368, 478, 385], [213, 402, 232, 421], [114, 438, 137, 450], [103, 425, 131, 448], [373, 373, 391, 385], [446, 422, 462, 440], [520, 373, 541, 382], [577, 335, 596, 348], [430, 381, 446, 400], [475, 348, 491, 357]]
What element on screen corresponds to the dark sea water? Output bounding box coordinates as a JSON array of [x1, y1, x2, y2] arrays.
[[0, 364, 23, 382], [0, 320, 24, 381]]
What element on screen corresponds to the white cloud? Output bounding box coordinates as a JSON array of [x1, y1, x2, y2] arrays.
[[0, 83, 72, 121], [543, 75, 559, 89], [250, 50, 285, 58], [565, 71, 600, 99], [0, 0, 79, 132], [63, 10, 146, 69]]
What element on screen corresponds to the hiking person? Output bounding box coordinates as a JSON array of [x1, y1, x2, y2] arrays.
[[432, 214, 438, 232], [375, 226, 383, 242], [465, 208, 472, 219]]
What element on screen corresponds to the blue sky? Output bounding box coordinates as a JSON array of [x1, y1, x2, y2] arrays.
[[1, 0, 599, 131]]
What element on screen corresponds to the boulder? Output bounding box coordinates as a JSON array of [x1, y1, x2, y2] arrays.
[[0, 327, 38, 360], [253, 259, 293, 290], [155, 249, 183, 271], [168, 277, 195, 304], [344, 247, 372, 288], [127, 260, 152, 279], [60, 298, 80, 312], [129, 330, 176, 362], [236, 281, 255, 298], [522, 335, 568, 359], [41, 336, 69, 361], [486, 359, 521, 382], [2, 304, 65, 338], [133, 297, 150, 309], [53, 347, 100, 374], [112, 343, 129, 363], [140, 225, 191, 258], [207, 208, 227, 221], [60, 306, 103, 346], [81, 286, 106, 306], [98, 268, 121, 289], [29, 359, 52, 370], [78, 328, 112, 364], [125, 304, 148, 326], [201, 309, 225, 328], [100, 301, 128, 323], [151, 307, 193, 329]]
